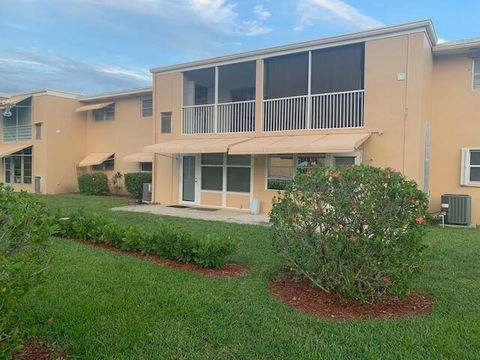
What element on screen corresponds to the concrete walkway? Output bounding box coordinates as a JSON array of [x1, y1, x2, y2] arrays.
[[111, 204, 270, 225]]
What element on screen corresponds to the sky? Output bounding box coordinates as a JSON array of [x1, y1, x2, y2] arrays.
[[1, 0, 479, 96]]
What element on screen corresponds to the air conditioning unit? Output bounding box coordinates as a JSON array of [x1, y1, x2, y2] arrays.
[[142, 183, 152, 203], [441, 194, 471, 226]]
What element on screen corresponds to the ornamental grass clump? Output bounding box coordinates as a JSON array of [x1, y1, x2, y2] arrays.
[[270, 165, 429, 303]]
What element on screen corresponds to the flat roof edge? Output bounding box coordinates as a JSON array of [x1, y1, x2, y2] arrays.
[[79, 86, 152, 102], [433, 38, 480, 55], [151, 19, 437, 74]]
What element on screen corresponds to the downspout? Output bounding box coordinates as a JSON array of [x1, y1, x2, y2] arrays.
[[402, 35, 410, 173]]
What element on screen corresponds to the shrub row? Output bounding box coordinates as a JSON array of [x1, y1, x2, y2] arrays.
[[78, 172, 109, 195], [270, 165, 428, 303], [0, 185, 54, 357], [55, 209, 235, 268]]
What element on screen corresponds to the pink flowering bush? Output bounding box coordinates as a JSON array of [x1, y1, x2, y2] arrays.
[[270, 165, 428, 303]]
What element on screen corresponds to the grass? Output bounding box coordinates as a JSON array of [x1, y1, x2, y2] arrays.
[[17, 194, 480, 359]]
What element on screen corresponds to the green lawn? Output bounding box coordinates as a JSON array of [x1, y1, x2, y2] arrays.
[[18, 194, 480, 359]]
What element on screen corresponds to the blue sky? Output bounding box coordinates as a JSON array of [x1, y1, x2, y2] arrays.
[[1, 0, 478, 95]]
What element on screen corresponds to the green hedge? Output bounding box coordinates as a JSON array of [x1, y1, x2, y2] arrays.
[[124, 172, 152, 200], [78, 172, 109, 195], [0, 185, 54, 357], [56, 209, 236, 268]]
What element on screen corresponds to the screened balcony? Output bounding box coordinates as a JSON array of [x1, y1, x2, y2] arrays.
[[182, 61, 256, 134], [263, 43, 365, 132], [2, 98, 32, 142]]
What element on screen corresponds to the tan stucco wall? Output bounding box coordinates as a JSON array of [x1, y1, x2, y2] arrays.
[[430, 53, 480, 222], [152, 32, 434, 214]]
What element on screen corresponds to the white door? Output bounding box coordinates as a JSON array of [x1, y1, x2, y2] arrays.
[[180, 155, 199, 205]]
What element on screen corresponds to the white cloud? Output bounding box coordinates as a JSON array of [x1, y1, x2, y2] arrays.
[[254, 5, 270, 21], [186, 0, 238, 27], [295, 0, 383, 32], [240, 20, 271, 36], [437, 37, 447, 44]]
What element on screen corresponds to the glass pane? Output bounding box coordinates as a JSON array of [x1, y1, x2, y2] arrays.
[[335, 156, 356, 168], [35, 123, 42, 140], [311, 43, 364, 94], [201, 153, 223, 166], [142, 99, 153, 117], [227, 167, 250, 193], [183, 68, 215, 106], [23, 176, 32, 184], [140, 162, 152, 172], [264, 52, 308, 99], [161, 112, 172, 133], [268, 155, 294, 178], [470, 151, 480, 165], [5, 170, 11, 183], [16, 104, 32, 126], [470, 167, 480, 182], [105, 104, 115, 120], [182, 156, 196, 201], [297, 155, 326, 173], [201, 166, 223, 191], [2, 107, 17, 127], [93, 109, 104, 121], [227, 155, 250, 166], [218, 61, 256, 103], [104, 159, 114, 170]]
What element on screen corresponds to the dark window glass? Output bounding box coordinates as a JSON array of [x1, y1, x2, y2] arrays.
[[470, 167, 480, 182], [470, 150, 480, 165], [335, 156, 356, 168], [218, 61, 256, 103], [92, 155, 115, 171], [183, 68, 215, 106], [264, 52, 308, 99], [201, 153, 223, 166], [93, 104, 115, 121], [140, 162, 152, 172], [227, 167, 250, 193], [35, 123, 42, 140], [142, 99, 153, 117], [201, 167, 223, 191], [161, 112, 172, 133], [311, 43, 364, 94], [227, 155, 250, 166]]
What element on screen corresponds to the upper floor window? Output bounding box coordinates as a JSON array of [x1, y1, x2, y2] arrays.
[[161, 112, 172, 133], [92, 154, 115, 171], [461, 148, 480, 185], [2, 98, 32, 142], [218, 61, 256, 103], [264, 52, 308, 100], [3, 146, 32, 184], [183, 68, 215, 106], [35, 122, 42, 140], [473, 59, 480, 90], [93, 104, 115, 121], [142, 99, 153, 117]]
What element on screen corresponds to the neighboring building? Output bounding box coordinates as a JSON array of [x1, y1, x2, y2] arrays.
[[0, 87, 153, 194], [146, 20, 435, 215]]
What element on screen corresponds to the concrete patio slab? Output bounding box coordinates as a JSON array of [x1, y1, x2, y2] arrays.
[[111, 204, 270, 225]]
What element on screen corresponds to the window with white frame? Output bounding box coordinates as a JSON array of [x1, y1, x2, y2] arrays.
[[266, 153, 360, 190], [142, 99, 153, 117], [227, 155, 251, 193], [473, 59, 480, 90], [461, 148, 480, 185], [3, 146, 32, 184], [201, 153, 223, 191], [93, 104, 115, 121]]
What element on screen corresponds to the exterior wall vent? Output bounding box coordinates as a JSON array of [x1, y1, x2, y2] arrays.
[[441, 194, 471, 226], [142, 183, 152, 203]]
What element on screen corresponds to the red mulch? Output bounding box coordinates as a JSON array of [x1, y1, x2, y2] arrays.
[[68, 239, 249, 277], [269, 275, 433, 321], [14, 341, 66, 360]]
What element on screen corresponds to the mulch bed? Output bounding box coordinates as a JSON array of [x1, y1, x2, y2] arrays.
[[269, 275, 433, 320], [14, 340, 66, 360], [67, 239, 249, 277]]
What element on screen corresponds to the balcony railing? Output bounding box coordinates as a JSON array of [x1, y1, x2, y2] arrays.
[[263, 90, 364, 132], [2, 124, 32, 142], [182, 100, 255, 134]]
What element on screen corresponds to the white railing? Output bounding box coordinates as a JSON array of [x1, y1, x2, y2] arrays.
[[182, 101, 255, 134], [2, 124, 32, 142], [263, 90, 364, 132], [217, 100, 255, 133], [182, 104, 215, 134]]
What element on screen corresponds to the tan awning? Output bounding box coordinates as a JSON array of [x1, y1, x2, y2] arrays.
[[78, 152, 114, 167], [144, 138, 249, 154], [0, 143, 32, 158], [75, 102, 114, 113], [228, 133, 371, 155], [123, 152, 153, 162]]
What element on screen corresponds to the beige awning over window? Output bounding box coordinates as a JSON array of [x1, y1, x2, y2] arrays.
[[75, 102, 114, 113], [78, 152, 114, 167], [144, 138, 249, 154], [0, 143, 32, 158], [228, 133, 371, 155], [123, 152, 153, 163]]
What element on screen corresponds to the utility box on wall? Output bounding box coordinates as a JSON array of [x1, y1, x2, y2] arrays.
[[441, 194, 471, 226]]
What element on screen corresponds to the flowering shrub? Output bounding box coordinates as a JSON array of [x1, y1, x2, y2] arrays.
[[270, 165, 428, 303], [0, 185, 54, 356], [78, 172, 109, 195]]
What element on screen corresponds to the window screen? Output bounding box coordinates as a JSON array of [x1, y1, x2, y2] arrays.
[[264, 52, 308, 99], [474, 59, 480, 90], [161, 112, 172, 133], [142, 99, 153, 117], [183, 68, 215, 106]]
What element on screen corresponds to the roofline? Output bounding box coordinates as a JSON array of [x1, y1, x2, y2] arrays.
[[5, 89, 81, 100], [79, 86, 152, 102], [433, 38, 480, 56], [151, 19, 437, 74]]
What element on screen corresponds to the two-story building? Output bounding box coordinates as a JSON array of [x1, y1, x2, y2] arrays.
[[146, 20, 434, 215], [0, 87, 153, 194]]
